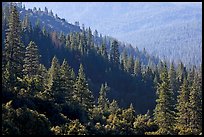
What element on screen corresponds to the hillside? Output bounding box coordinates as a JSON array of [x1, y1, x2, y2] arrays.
[[2, 2, 160, 67], [2, 2, 159, 114], [23, 2, 202, 66], [2, 3, 202, 135]]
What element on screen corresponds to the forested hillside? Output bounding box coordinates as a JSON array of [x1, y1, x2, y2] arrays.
[[23, 2, 202, 67], [2, 3, 202, 135]]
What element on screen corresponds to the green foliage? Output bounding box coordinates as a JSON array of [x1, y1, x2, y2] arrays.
[[98, 83, 110, 112], [110, 40, 120, 65], [134, 111, 157, 135], [73, 64, 95, 112], [51, 119, 87, 135], [188, 74, 202, 135], [3, 4, 25, 87], [175, 78, 191, 135], [2, 4, 202, 135], [134, 58, 142, 78], [153, 62, 175, 135], [23, 41, 40, 77], [2, 101, 52, 135]]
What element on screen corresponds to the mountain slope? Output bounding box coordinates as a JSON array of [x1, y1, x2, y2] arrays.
[[23, 2, 202, 66]]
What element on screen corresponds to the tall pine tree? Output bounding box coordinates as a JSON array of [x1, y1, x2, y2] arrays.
[[175, 78, 191, 135], [73, 64, 95, 112], [110, 40, 120, 66], [23, 41, 40, 77], [3, 4, 25, 87], [153, 62, 175, 135], [188, 74, 202, 135]]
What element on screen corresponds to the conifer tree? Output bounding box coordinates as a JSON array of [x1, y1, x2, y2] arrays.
[[47, 56, 62, 102], [73, 64, 95, 112], [100, 40, 108, 59], [23, 41, 40, 77], [127, 55, 134, 74], [87, 27, 92, 49], [134, 58, 142, 79], [176, 62, 187, 84], [109, 100, 119, 115], [175, 78, 191, 135], [36, 64, 48, 90], [153, 62, 175, 135], [121, 50, 128, 72], [169, 61, 178, 103], [187, 66, 196, 87], [21, 14, 32, 33], [3, 4, 25, 86], [98, 83, 110, 112], [110, 40, 120, 66], [188, 74, 202, 135], [60, 59, 74, 102]]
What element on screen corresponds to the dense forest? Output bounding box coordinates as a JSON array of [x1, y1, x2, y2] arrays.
[[2, 3, 202, 135]]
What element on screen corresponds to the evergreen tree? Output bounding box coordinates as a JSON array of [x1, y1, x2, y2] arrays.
[[21, 14, 32, 45], [188, 74, 202, 135], [73, 64, 95, 112], [100, 40, 108, 60], [187, 66, 196, 87], [175, 78, 191, 135], [109, 100, 119, 115], [36, 64, 48, 90], [3, 4, 25, 86], [21, 14, 32, 33], [176, 62, 187, 84], [44, 7, 48, 14], [153, 62, 175, 135], [134, 58, 142, 79], [47, 56, 62, 102], [23, 41, 40, 77], [87, 27, 92, 49], [110, 40, 120, 66], [121, 50, 128, 72], [168, 61, 178, 103], [127, 55, 134, 74], [98, 83, 110, 112], [60, 59, 74, 102]]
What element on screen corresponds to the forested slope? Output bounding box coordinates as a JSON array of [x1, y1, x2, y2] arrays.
[[2, 3, 202, 135]]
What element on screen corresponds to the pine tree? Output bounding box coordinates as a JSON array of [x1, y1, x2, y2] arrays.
[[98, 83, 110, 112], [168, 61, 178, 103], [3, 4, 25, 86], [87, 27, 92, 49], [47, 56, 61, 102], [188, 74, 202, 135], [153, 62, 175, 135], [21, 14, 32, 45], [176, 62, 187, 85], [100, 40, 108, 59], [134, 58, 142, 79], [44, 7, 48, 14], [23, 41, 40, 77], [121, 50, 128, 72], [36, 64, 48, 90], [118, 104, 135, 135], [109, 100, 119, 115], [73, 64, 95, 112], [110, 40, 120, 66], [21, 14, 32, 33], [60, 59, 74, 102], [127, 55, 134, 74], [175, 78, 191, 135], [187, 66, 196, 87]]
